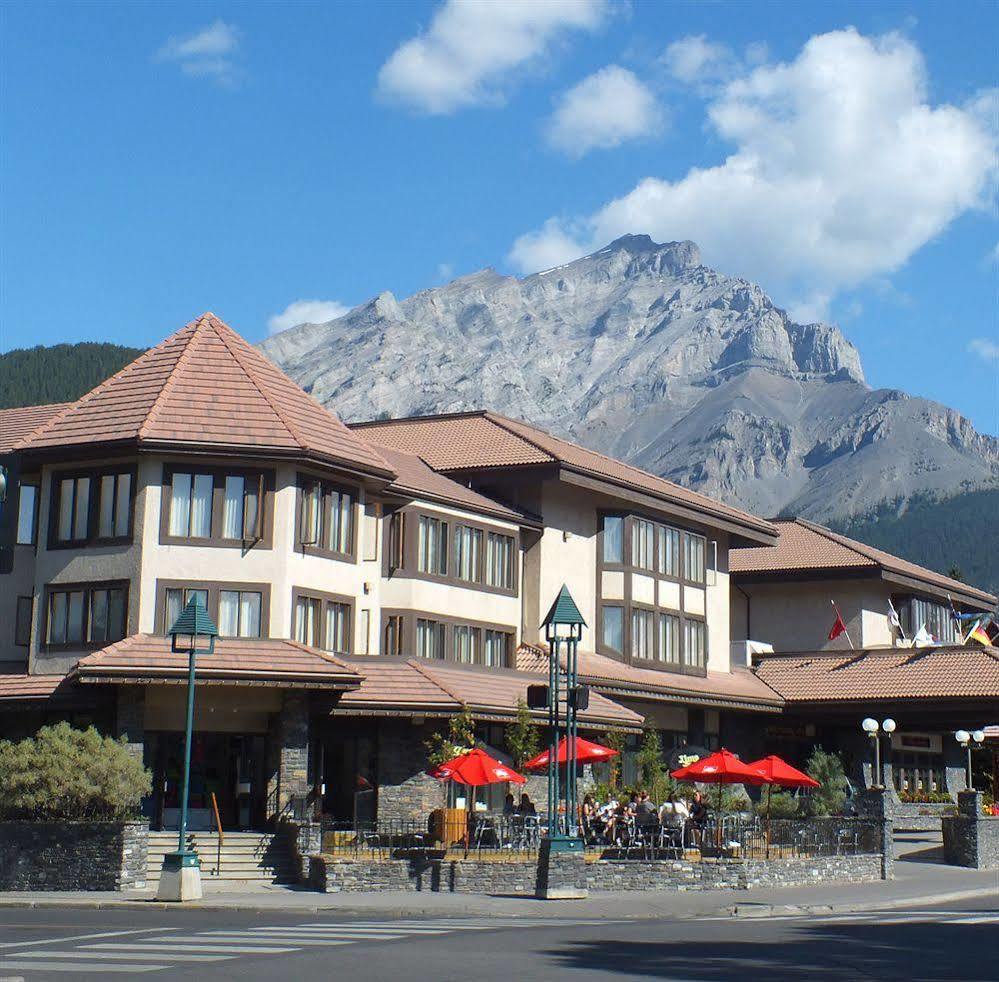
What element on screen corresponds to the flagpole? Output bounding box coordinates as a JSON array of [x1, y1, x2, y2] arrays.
[[831, 600, 856, 648]]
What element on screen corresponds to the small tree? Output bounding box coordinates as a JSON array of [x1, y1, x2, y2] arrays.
[[601, 729, 627, 790], [636, 725, 668, 801], [425, 704, 477, 766], [0, 723, 150, 821], [505, 699, 541, 769], [805, 747, 849, 816]]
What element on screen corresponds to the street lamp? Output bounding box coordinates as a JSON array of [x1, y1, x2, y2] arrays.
[[861, 717, 896, 788], [955, 729, 986, 791], [156, 597, 218, 902], [541, 585, 587, 848]]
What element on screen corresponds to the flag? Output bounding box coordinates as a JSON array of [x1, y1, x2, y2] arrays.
[[829, 610, 848, 641], [887, 599, 904, 636], [912, 624, 935, 648], [966, 621, 993, 646]]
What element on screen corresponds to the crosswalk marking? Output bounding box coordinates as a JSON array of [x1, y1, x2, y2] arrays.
[[247, 925, 451, 934], [0, 928, 161, 949], [14, 950, 230, 962], [192, 935, 359, 946], [85, 941, 297, 954], [204, 927, 410, 937], [0, 959, 163, 973]]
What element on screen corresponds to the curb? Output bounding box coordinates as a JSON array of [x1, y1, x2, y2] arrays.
[[730, 887, 999, 919]]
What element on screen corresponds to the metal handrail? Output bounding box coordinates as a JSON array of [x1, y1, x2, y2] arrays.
[[210, 792, 224, 875]]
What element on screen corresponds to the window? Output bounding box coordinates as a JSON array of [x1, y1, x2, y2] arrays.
[[327, 489, 353, 554], [169, 472, 213, 538], [418, 516, 448, 576], [657, 526, 680, 577], [301, 482, 322, 545], [218, 590, 262, 638], [601, 606, 624, 654], [453, 624, 480, 664], [294, 593, 351, 653], [222, 475, 261, 541], [384, 615, 403, 655], [486, 532, 515, 590], [484, 630, 510, 668], [684, 619, 706, 668], [455, 526, 483, 583], [684, 533, 706, 583], [658, 612, 680, 663], [47, 583, 126, 647], [57, 476, 91, 542], [387, 512, 405, 571], [632, 519, 654, 570], [416, 618, 446, 659], [164, 587, 209, 631], [324, 602, 350, 653], [98, 473, 132, 539], [16, 484, 38, 545], [602, 515, 624, 563], [631, 608, 654, 659], [898, 597, 959, 643], [15, 596, 33, 647], [295, 596, 322, 647]]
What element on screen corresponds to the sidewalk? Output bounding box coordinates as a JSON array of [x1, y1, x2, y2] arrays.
[[0, 858, 994, 919]]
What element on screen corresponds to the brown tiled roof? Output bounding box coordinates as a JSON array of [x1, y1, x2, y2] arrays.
[[731, 518, 996, 608], [337, 656, 642, 729], [754, 646, 999, 703], [375, 446, 535, 525], [75, 635, 363, 688], [0, 673, 70, 701], [14, 314, 393, 478], [0, 403, 70, 453], [353, 411, 777, 543], [572, 648, 784, 712]]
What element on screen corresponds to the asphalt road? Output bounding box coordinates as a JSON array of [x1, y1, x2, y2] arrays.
[[1, 896, 996, 982]]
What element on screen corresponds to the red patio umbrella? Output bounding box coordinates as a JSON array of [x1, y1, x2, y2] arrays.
[[745, 755, 818, 856], [522, 736, 619, 771], [427, 748, 526, 786]]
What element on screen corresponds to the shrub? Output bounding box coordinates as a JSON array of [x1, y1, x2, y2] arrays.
[[755, 790, 800, 819], [424, 704, 477, 766], [504, 699, 541, 769], [804, 747, 849, 816], [0, 722, 151, 821]]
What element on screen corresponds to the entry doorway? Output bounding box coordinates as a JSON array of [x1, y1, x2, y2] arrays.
[[145, 731, 268, 831]]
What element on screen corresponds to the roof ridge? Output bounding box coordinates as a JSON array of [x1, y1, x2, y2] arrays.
[[207, 315, 306, 449], [408, 658, 463, 705], [137, 316, 205, 440], [792, 518, 877, 565], [482, 412, 559, 464]]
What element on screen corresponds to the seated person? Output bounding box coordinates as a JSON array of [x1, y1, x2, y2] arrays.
[[635, 790, 658, 826], [502, 792, 516, 816], [689, 791, 709, 830], [518, 793, 537, 816]]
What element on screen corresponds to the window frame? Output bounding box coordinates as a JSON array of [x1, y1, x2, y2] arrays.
[[42, 579, 130, 651], [15, 482, 40, 547], [47, 465, 137, 550], [153, 579, 271, 637], [14, 596, 33, 647], [380, 608, 515, 666], [160, 463, 274, 550], [294, 472, 358, 562], [291, 587, 354, 654]]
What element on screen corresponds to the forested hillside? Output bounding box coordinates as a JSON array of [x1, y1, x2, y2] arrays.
[[0, 343, 144, 408], [833, 490, 999, 596]]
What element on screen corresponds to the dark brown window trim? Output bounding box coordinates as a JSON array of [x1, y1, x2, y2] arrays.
[[14, 596, 33, 647], [597, 509, 708, 587], [159, 463, 275, 551], [294, 472, 359, 563], [41, 579, 131, 652], [379, 607, 517, 667], [290, 586, 354, 654], [47, 465, 138, 551], [384, 505, 519, 598], [16, 482, 40, 548], [152, 579, 272, 637]]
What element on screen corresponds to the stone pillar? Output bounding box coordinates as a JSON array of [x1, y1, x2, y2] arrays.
[[536, 839, 588, 899], [115, 686, 145, 764], [267, 691, 311, 824], [855, 788, 894, 880]]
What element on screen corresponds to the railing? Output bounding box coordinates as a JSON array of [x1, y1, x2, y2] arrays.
[[210, 792, 224, 875]]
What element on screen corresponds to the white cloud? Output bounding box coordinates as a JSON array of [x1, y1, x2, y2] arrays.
[[268, 300, 351, 335], [437, 262, 455, 281], [509, 218, 589, 273], [510, 29, 997, 321], [377, 0, 609, 114], [547, 65, 663, 157], [969, 338, 999, 362], [662, 34, 736, 84], [156, 20, 242, 86]]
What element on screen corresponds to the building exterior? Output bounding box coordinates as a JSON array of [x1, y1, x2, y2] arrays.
[[0, 312, 785, 829]]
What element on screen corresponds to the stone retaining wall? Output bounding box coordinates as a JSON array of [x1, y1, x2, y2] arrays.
[[942, 791, 999, 870], [0, 821, 149, 891]]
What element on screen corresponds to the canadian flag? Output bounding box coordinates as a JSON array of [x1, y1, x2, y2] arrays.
[[828, 605, 848, 641]]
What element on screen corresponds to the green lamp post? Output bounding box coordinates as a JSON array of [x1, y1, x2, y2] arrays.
[[156, 597, 218, 902], [541, 585, 587, 850]]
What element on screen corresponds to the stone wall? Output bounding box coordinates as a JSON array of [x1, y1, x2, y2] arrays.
[[280, 819, 323, 883], [942, 791, 999, 870], [0, 821, 149, 891], [376, 724, 446, 822], [267, 692, 311, 823]]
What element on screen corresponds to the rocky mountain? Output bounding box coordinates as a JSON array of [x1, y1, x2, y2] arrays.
[[260, 235, 999, 524]]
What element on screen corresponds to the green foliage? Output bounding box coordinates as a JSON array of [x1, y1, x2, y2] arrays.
[[898, 790, 953, 804], [831, 490, 999, 596], [504, 699, 541, 769], [804, 747, 849, 817], [755, 790, 800, 818], [425, 704, 476, 766], [0, 723, 151, 821], [0, 343, 144, 409], [636, 725, 669, 802], [600, 729, 627, 789]]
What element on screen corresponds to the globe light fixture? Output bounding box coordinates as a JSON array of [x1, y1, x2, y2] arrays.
[[862, 717, 879, 734], [955, 729, 971, 745], [861, 717, 895, 788], [955, 728, 985, 791], [882, 718, 897, 734]]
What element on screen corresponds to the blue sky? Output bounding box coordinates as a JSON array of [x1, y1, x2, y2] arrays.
[[3, 1, 997, 434]]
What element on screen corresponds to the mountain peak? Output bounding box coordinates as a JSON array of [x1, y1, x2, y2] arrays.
[[599, 235, 702, 273]]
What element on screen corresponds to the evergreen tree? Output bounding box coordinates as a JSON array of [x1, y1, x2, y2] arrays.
[[805, 747, 849, 816], [505, 698, 541, 769], [424, 704, 477, 766]]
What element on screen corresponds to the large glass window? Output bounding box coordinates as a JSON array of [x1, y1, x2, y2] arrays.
[[16, 484, 38, 545], [602, 515, 624, 563], [416, 618, 446, 659], [88, 587, 127, 644], [601, 605, 624, 654], [223, 475, 260, 541], [658, 612, 680, 663], [57, 476, 90, 542], [295, 596, 322, 647], [164, 587, 209, 631], [98, 473, 132, 539], [658, 526, 680, 577], [484, 630, 510, 668], [453, 624, 480, 664], [327, 489, 353, 554], [455, 526, 483, 583], [47, 584, 126, 647], [486, 532, 515, 589], [684, 533, 706, 583], [417, 516, 448, 576], [684, 619, 706, 668], [325, 602, 350, 653], [169, 472, 213, 538], [218, 590, 262, 638], [631, 608, 654, 659], [632, 519, 654, 570]]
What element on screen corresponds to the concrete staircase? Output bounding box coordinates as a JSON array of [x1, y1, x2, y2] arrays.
[[146, 831, 299, 887]]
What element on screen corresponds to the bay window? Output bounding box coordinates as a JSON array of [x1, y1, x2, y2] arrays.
[[165, 466, 271, 545]]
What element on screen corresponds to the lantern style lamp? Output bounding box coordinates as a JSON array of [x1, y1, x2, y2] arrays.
[[955, 729, 986, 791], [861, 717, 896, 788], [156, 597, 218, 902]]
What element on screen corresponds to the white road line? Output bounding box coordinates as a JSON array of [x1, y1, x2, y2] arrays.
[[948, 915, 999, 924], [0, 929, 165, 950], [251, 925, 451, 934], [85, 942, 297, 954], [203, 929, 407, 938], [191, 935, 357, 946], [0, 960, 163, 973], [14, 950, 231, 962]]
